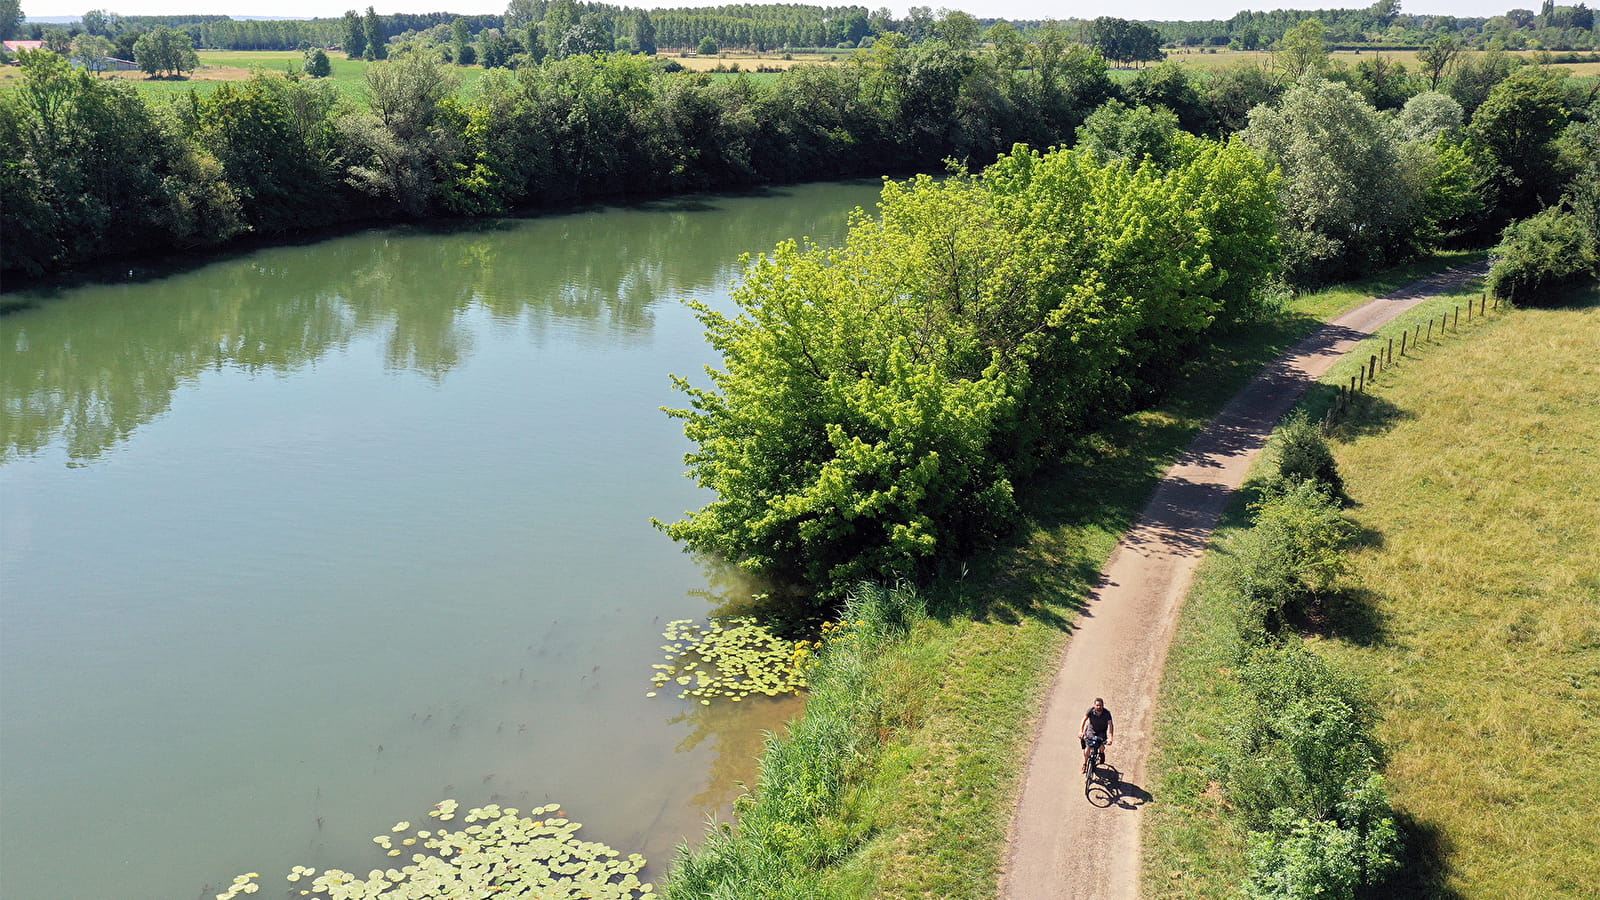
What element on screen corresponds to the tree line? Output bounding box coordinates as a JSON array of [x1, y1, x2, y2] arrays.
[[1, 27, 1122, 279]]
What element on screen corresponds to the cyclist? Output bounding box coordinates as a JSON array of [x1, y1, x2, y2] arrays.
[[1080, 697, 1114, 773]]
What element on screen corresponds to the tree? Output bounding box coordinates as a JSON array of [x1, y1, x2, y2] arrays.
[[1088, 17, 1163, 67], [632, 11, 656, 55], [0, 0, 22, 42], [1275, 19, 1330, 78], [1075, 99, 1182, 167], [1245, 76, 1419, 285], [449, 18, 474, 66], [661, 143, 1278, 595], [559, 15, 612, 58], [71, 33, 115, 74], [303, 47, 332, 77], [1469, 66, 1572, 222], [477, 28, 514, 68], [1417, 34, 1461, 90], [133, 25, 198, 77], [362, 6, 386, 60], [342, 9, 365, 59], [81, 8, 110, 36], [698, 35, 718, 56]]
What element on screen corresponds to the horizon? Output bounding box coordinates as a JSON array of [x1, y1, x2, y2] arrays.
[[18, 1, 1521, 26]]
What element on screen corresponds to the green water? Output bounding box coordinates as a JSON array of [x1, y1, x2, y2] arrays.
[[0, 181, 885, 900]]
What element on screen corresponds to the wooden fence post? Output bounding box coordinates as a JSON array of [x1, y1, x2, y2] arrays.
[[1369, 354, 1378, 381], [1427, 319, 1434, 341], [1454, 307, 1460, 329], [1387, 337, 1394, 366], [1401, 330, 1408, 357]]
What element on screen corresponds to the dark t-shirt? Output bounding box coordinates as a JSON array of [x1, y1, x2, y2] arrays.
[[1084, 706, 1112, 738]]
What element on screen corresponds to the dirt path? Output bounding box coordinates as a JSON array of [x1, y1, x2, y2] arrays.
[[998, 263, 1491, 899]]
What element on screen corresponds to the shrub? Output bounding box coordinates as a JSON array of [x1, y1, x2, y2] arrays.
[[1245, 798, 1400, 900], [1266, 411, 1346, 501], [1228, 481, 1354, 638], [1219, 645, 1380, 824], [1486, 205, 1599, 306], [303, 47, 332, 77]]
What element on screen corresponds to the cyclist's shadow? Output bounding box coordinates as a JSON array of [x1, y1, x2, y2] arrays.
[[1083, 765, 1153, 810]]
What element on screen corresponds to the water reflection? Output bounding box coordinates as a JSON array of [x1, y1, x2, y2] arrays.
[[0, 183, 882, 465], [0, 180, 886, 900]]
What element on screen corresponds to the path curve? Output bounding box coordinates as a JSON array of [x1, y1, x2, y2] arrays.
[[999, 263, 1491, 900]]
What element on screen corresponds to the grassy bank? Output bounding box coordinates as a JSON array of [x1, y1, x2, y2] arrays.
[[663, 251, 1484, 898], [1144, 277, 1599, 897]]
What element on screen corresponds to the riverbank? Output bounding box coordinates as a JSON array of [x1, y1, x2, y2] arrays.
[[659, 251, 1486, 897]]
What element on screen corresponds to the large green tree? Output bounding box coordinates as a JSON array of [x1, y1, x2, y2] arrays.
[[132, 25, 198, 77], [661, 142, 1278, 595], [342, 9, 366, 59], [1468, 66, 1572, 223], [1245, 76, 1418, 285]]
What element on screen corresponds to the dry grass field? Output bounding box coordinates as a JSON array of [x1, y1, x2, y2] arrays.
[[1159, 46, 1600, 77]]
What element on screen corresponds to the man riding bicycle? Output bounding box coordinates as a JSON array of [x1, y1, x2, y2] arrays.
[[1080, 697, 1113, 773]]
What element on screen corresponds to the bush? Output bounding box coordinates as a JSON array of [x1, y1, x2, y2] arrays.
[[662, 143, 1279, 598], [302, 47, 332, 77], [1246, 799, 1399, 900], [1228, 481, 1354, 638], [1266, 411, 1346, 501], [1486, 205, 1599, 306], [1219, 646, 1379, 824]]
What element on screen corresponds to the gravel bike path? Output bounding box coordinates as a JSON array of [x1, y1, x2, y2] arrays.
[[998, 263, 1490, 899]]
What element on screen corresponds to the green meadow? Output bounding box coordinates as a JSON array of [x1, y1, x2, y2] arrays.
[[1143, 277, 1600, 898]]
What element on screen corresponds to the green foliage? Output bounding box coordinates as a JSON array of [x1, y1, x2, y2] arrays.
[[199, 74, 339, 233], [1245, 799, 1399, 900], [1468, 66, 1574, 224], [0, 49, 243, 275], [1273, 19, 1329, 78], [1266, 411, 1345, 500], [222, 801, 655, 899], [1245, 76, 1419, 286], [1228, 480, 1354, 639], [1075, 99, 1183, 168], [303, 47, 333, 77], [1486, 204, 1600, 305], [1215, 646, 1399, 898], [1220, 645, 1378, 824], [697, 35, 719, 56], [662, 142, 1280, 595], [133, 25, 199, 76], [343, 9, 367, 60], [1087, 16, 1164, 67]]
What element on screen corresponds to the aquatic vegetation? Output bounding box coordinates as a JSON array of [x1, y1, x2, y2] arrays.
[[221, 803, 653, 900], [649, 617, 865, 703], [648, 617, 839, 703]]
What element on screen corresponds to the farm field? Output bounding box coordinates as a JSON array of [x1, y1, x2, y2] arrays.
[[1157, 46, 1600, 77], [1143, 280, 1600, 899]]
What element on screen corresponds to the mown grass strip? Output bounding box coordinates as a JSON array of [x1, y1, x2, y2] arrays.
[[1144, 277, 1599, 898], [665, 251, 1485, 899]]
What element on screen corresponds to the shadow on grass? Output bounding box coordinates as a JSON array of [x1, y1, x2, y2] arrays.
[[1294, 587, 1391, 648], [1367, 811, 1463, 900]]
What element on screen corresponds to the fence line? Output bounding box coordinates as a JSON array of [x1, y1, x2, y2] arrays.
[[1323, 292, 1502, 430]]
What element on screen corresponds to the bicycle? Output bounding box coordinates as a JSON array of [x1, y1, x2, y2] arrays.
[[1084, 734, 1106, 785]]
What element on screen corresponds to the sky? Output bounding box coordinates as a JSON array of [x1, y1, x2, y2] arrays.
[[18, 1, 1519, 24]]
